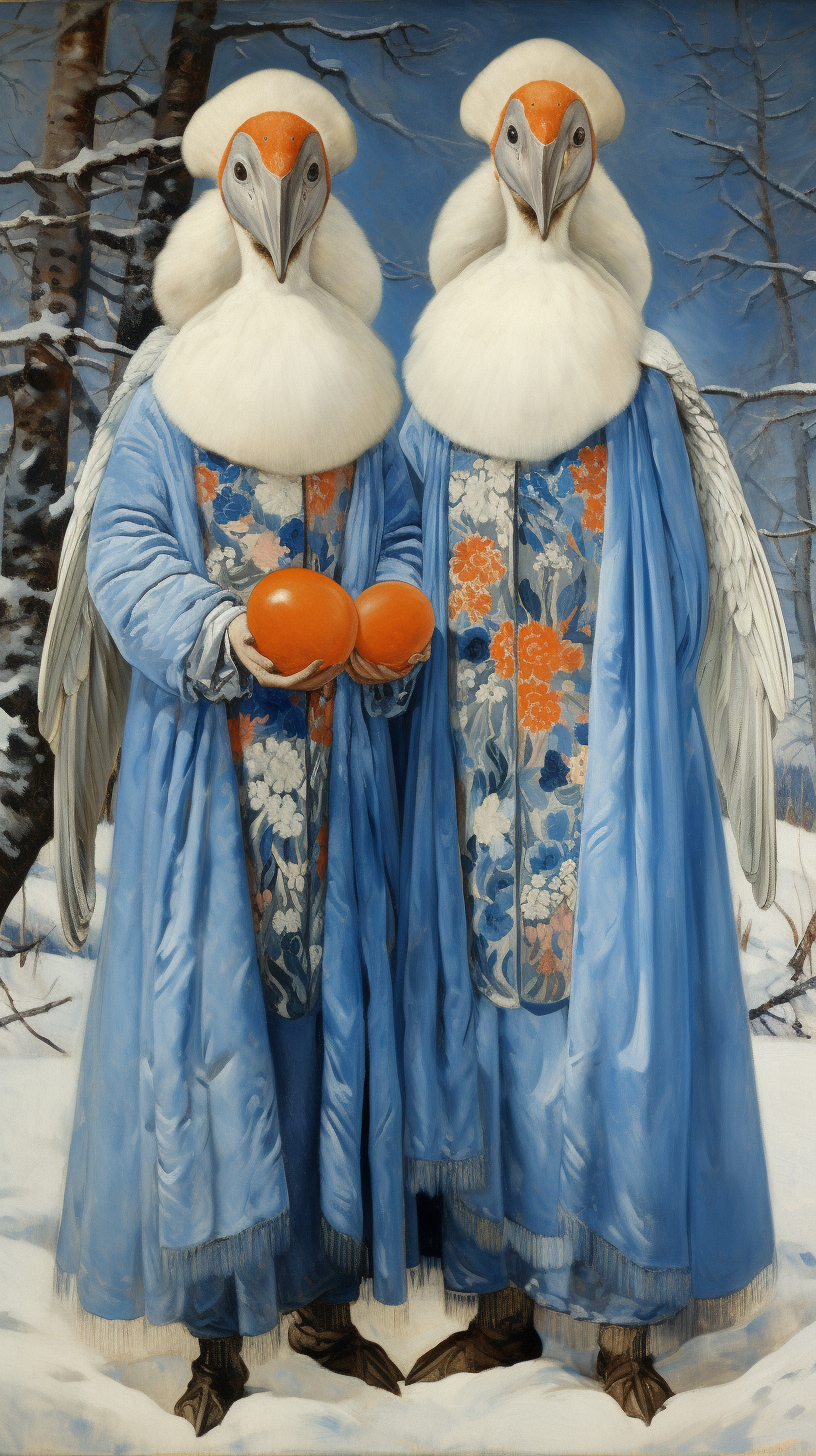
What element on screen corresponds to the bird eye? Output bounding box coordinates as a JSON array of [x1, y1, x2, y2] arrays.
[[306, 161, 320, 182], [573, 126, 586, 146], [233, 160, 247, 181], [506, 124, 518, 144]]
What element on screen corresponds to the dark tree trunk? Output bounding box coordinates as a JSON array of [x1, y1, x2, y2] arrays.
[[0, 1, 109, 921], [110, 0, 218, 385]]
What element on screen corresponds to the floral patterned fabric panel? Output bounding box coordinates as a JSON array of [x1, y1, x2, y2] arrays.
[[446, 435, 606, 1009], [195, 446, 355, 1018]]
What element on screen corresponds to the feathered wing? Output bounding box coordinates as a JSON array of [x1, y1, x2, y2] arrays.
[[641, 329, 794, 908], [38, 327, 174, 949]]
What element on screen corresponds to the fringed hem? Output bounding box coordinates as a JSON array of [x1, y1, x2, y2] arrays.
[[160, 1208, 290, 1284], [558, 1205, 691, 1308], [535, 1254, 777, 1360], [444, 1288, 479, 1323], [405, 1154, 486, 1195], [447, 1196, 570, 1269], [354, 1279, 410, 1332], [53, 1269, 282, 1364], [320, 1214, 372, 1279]]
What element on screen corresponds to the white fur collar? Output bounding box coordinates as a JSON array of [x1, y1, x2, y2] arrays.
[[152, 225, 400, 476], [405, 178, 645, 461]]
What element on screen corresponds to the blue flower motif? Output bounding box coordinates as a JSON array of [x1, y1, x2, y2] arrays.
[[530, 842, 562, 875], [574, 722, 589, 746], [279, 518, 305, 557], [540, 750, 569, 792], [546, 809, 570, 841], [213, 485, 252, 523], [196, 446, 241, 482], [458, 628, 490, 663]]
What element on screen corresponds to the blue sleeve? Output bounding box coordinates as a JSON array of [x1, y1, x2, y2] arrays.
[[374, 427, 422, 587], [363, 427, 424, 718], [87, 385, 243, 700]]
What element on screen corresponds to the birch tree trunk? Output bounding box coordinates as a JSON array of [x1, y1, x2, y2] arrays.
[[109, 0, 217, 384], [0, 1, 108, 920]]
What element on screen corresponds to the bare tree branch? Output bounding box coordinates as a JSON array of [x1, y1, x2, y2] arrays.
[[670, 129, 816, 214], [0, 320, 131, 355], [0, 134, 181, 188], [0, 995, 72, 1031], [700, 382, 816, 402], [668, 246, 816, 284]]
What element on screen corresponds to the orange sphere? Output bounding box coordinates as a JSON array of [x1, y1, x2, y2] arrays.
[[247, 567, 358, 676], [354, 581, 435, 672]]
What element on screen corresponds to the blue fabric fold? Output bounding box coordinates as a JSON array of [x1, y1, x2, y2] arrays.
[[399, 371, 774, 1322]]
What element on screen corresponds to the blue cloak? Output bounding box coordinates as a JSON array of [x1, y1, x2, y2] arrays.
[[56, 382, 421, 1337], [399, 368, 775, 1338]]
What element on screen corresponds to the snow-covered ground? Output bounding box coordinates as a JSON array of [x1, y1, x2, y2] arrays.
[[2, 822, 816, 1455]]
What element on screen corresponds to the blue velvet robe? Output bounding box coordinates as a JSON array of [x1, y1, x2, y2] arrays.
[[56, 382, 421, 1338], [399, 369, 775, 1340]]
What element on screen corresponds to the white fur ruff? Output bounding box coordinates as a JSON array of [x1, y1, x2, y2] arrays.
[[153, 188, 382, 331], [428, 159, 651, 310], [461, 39, 625, 147], [405, 192, 645, 462], [153, 230, 400, 477], [182, 69, 357, 179]]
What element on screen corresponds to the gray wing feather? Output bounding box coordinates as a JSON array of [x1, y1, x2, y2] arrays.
[[38, 326, 174, 948], [640, 328, 793, 908]]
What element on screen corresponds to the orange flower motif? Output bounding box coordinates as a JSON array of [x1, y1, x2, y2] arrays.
[[317, 819, 329, 881], [569, 444, 607, 533], [490, 620, 515, 678], [305, 470, 337, 518], [518, 679, 561, 732], [518, 622, 584, 682], [195, 464, 218, 504], [449, 582, 493, 624], [309, 682, 336, 746], [450, 534, 506, 587], [228, 712, 268, 760]]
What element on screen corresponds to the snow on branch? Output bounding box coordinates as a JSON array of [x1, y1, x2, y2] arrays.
[[0, 135, 182, 188], [701, 382, 816, 403], [0, 319, 131, 357], [0, 208, 87, 232], [670, 129, 816, 215], [668, 247, 816, 285]]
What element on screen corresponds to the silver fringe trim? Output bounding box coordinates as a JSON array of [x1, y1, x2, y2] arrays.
[[160, 1208, 290, 1285], [558, 1205, 691, 1308], [443, 1289, 479, 1323], [53, 1269, 282, 1364], [320, 1214, 372, 1278], [535, 1254, 777, 1359], [354, 1279, 410, 1332], [449, 1193, 504, 1253], [505, 1216, 567, 1270], [405, 1154, 486, 1195]]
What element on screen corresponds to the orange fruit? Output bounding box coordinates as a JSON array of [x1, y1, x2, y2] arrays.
[[247, 567, 358, 676], [354, 581, 435, 672]]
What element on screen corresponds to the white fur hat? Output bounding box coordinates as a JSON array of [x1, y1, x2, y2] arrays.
[[182, 69, 357, 179], [461, 39, 625, 148]]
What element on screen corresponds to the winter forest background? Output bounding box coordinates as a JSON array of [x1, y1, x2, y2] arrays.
[[3, 3, 816, 1454]]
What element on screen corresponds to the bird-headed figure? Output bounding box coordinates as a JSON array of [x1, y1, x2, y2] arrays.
[[40, 71, 422, 1435], [399, 39, 790, 1425]]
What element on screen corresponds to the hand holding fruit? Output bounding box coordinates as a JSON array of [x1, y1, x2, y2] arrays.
[[345, 645, 432, 685], [228, 614, 342, 692]]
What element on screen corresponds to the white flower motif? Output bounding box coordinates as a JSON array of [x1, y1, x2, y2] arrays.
[[459, 666, 477, 694], [473, 793, 512, 846], [309, 945, 323, 970], [263, 739, 305, 794], [520, 875, 554, 922], [254, 471, 303, 518], [538, 540, 571, 574], [269, 793, 304, 839], [272, 907, 301, 934], [475, 679, 505, 705]]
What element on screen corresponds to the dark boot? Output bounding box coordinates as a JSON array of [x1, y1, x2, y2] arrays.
[[406, 1286, 542, 1384], [596, 1325, 673, 1425], [174, 1336, 249, 1436], [288, 1299, 404, 1395]]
